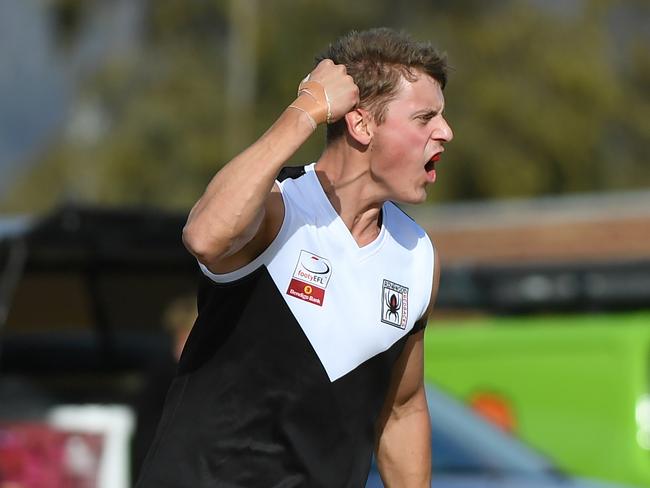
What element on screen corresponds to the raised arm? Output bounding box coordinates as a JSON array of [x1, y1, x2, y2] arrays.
[[182, 60, 359, 274]]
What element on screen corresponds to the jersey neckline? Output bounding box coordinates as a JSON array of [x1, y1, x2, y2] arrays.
[[305, 162, 388, 260]]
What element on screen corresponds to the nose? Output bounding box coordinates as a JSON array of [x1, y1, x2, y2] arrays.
[[434, 116, 453, 143]]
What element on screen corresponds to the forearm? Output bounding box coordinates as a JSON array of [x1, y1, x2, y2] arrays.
[[183, 106, 314, 263], [376, 388, 432, 487]]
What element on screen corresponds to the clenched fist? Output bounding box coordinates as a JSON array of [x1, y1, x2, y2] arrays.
[[289, 59, 359, 128]]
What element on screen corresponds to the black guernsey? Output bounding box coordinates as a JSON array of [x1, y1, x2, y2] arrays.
[[136, 164, 435, 487]]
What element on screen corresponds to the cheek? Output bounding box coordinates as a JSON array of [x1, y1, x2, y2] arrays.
[[380, 127, 422, 154], [397, 123, 429, 148], [372, 124, 427, 174]]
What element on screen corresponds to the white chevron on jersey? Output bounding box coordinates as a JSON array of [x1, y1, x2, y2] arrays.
[[200, 163, 434, 382]]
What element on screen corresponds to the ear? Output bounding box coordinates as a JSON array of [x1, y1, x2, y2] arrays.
[[344, 108, 373, 146]]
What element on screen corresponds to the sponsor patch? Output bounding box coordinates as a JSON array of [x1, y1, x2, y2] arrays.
[[286, 250, 332, 307], [381, 279, 409, 329]]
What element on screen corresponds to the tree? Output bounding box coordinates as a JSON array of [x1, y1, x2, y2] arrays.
[[3, 0, 648, 211]]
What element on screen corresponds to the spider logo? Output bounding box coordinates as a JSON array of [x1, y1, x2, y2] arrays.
[[384, 291, 402, 322]]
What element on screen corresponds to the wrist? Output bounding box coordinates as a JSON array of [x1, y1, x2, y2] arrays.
[[288, 77, 332, 126], [287, 96, 321, 131]]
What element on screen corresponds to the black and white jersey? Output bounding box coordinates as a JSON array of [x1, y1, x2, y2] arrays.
[[136, 163, 435, 488]]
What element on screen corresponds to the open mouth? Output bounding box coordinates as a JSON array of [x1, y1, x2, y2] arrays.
[[424, 152, 441, 183], [425, 153, 441, 172]]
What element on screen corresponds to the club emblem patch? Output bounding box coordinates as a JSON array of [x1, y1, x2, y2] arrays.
[[381, 279, 409, 329], [286, 250, 332, 307]]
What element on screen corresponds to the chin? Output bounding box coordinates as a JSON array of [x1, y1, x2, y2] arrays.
[[394, 189, 428, 205]]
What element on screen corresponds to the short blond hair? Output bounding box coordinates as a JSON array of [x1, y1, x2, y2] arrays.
[[316, 28, 448, 142]]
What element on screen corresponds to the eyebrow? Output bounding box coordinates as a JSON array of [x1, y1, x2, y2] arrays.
[[412, 107, 444, 119]]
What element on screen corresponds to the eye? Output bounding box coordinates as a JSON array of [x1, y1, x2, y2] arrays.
[[417, 112, 438, 124]]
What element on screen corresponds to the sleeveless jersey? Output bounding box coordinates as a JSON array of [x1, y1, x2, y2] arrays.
[[136, 163, 435, 488]]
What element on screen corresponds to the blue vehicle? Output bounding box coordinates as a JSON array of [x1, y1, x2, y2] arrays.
[[366, 385, 637, 488]]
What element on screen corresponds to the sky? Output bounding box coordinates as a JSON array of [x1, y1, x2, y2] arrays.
[[0, 0, 70, 195], [0, 0, 141, 197]]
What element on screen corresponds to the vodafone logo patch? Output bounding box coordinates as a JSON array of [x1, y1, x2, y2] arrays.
[[286, 250, 332, 306]]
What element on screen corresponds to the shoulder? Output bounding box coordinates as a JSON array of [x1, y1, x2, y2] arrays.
[[277, 165, 307, 182], [384, 202, 432, 252], [275, 164, 313, 205], [384, 202, 437, 322]]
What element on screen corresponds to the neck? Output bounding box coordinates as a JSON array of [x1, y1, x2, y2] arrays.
[[315, 141, 385, 247]]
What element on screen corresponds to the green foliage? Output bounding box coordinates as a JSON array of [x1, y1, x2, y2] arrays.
[[3, 0, 649, 211], [413, 0, 647, 201]]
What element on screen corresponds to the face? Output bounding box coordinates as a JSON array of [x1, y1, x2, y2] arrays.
[[368, 73, 453, 204]]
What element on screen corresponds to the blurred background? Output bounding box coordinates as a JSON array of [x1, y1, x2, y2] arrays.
[[0, 0, 649, 487]]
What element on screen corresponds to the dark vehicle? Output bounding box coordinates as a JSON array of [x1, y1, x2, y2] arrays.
[[366, 385, 638, 488], [0, 206, 201, 486], [0, 205, 199, 409]]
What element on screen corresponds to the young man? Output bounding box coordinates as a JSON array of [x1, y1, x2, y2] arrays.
[[136, 28, 452, 487]]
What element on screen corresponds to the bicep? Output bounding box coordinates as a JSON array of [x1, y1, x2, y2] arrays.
[[392, 330, 426, 406], [202, 185, 285, 274], [396, 243, 438, 395], [378, 330, 426, 430]]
